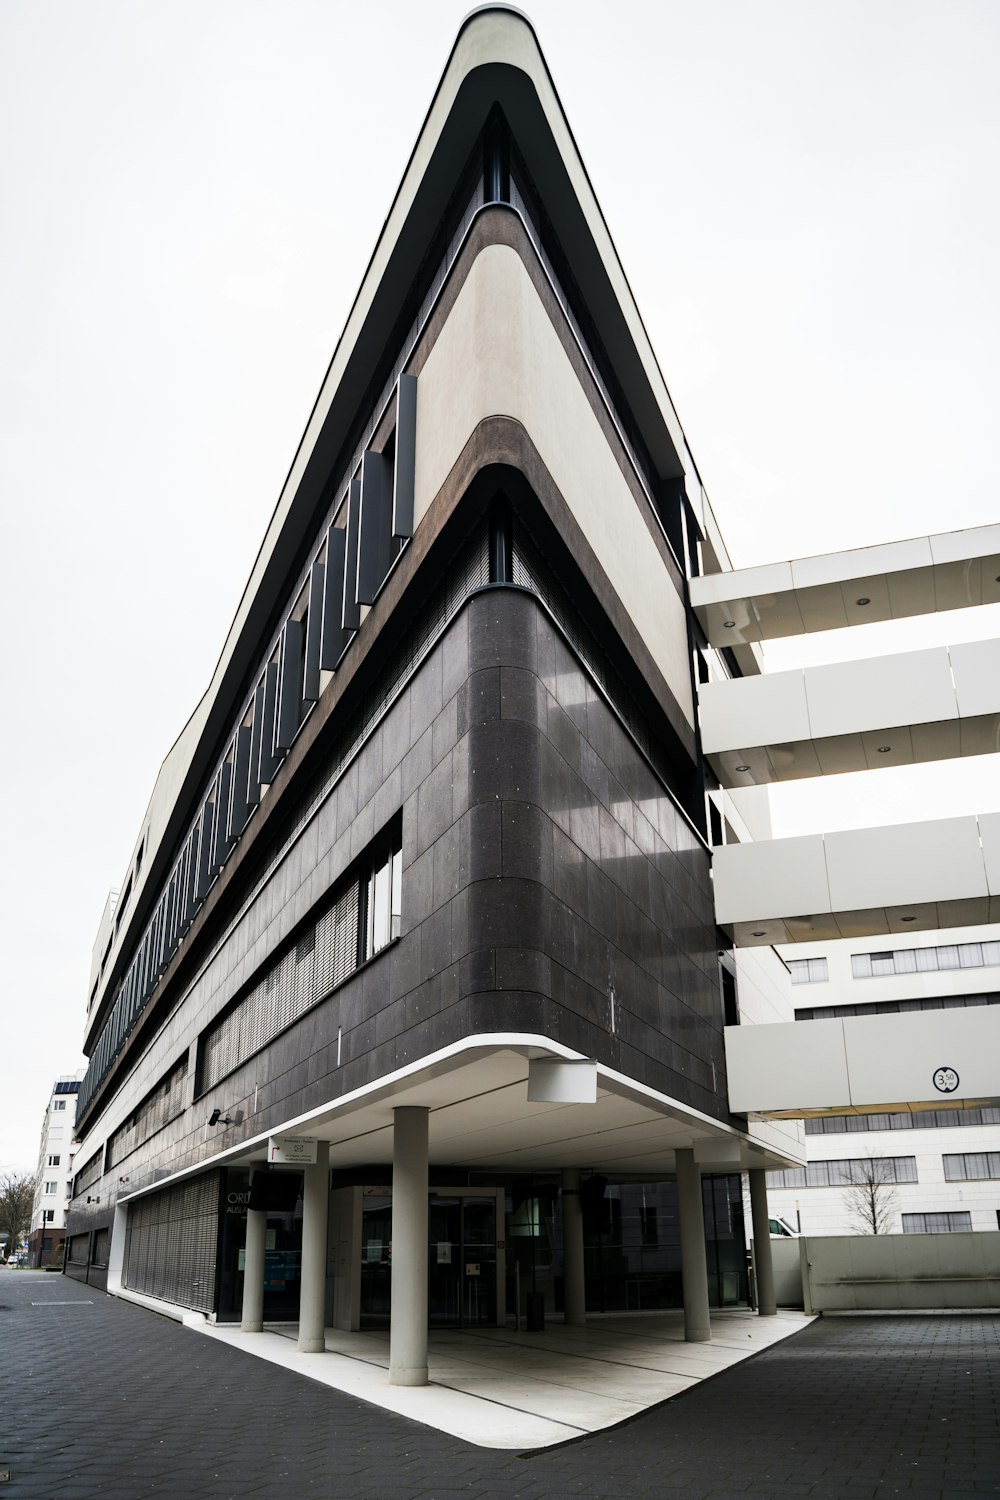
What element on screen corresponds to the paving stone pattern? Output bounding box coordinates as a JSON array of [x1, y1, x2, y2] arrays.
[[4, 1272, 999, 1499]]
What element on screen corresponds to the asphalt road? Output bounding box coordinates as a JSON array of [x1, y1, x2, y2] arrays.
[[3, 1270, 999, 1499]]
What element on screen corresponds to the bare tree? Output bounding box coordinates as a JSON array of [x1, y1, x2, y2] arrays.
[[0, 1172, 35, 1259], [844, 1158, 898, 1235]]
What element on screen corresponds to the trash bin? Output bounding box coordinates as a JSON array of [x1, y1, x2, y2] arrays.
[[526, 1292, 545, 1332]]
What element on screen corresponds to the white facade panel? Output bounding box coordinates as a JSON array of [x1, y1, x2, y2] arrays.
[[693, 526, 1000, 646], [803, 649, 955, 740], [698, 671, 810, 755], [951, 638, 1000, 718], [413, 243, 695, 728], [712, 834, 829, 927], [725, 1018, 850, 1114], [928, 522, 1000, 565], [975, 812, 1000, 903], [824, 819, 987, 914], [726, 1006, 1000, 1115], [842, 1008, 1000, 1111], [689, 562, 794, 608], [789, 537, 933, 591]]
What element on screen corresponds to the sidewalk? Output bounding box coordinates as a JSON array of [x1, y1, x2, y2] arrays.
[[4, 1270, 999, 1498], [198, 1307, 812, 1448]]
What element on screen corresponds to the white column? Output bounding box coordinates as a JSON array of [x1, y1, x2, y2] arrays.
[[749, 1169, 777, 1316], [241, 1184, 267, 1333], [675, 1148, 711, 1343], [389, 1106, 429, 1386], [298, 1142, 330, 1352], [561, 1169, 586, 1326]]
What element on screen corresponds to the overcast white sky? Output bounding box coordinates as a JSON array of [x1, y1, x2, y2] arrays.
[[1, 1, 998, 1171]]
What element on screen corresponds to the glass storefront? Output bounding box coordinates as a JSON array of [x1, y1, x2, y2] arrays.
[[218, 1169, 747, 1324], [217, 1166, 304, 1322], [504, 1173, 748, 1316]]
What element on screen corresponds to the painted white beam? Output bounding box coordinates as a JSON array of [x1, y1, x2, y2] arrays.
[[725, 1006, 1000, 1116], [691, 524, 1000, 647], [713, 813, 1000, 945], [700, 638, 1000, 785]]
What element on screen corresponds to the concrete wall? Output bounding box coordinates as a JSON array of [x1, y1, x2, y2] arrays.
[[760, 1237, 805, 1308], [799, 1232, 1000, 1312]]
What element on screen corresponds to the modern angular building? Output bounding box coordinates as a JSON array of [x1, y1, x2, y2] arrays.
[[65, 7, 1000, 1377], [64, 8, 799, 1374]]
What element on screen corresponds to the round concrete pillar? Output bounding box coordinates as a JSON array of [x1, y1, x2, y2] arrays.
[[561, 1168, 586, 1326], [675, 1148, 712, 1343], [241, 1194, 267, 1333], [389, 1106, 429, 1386], [298, 1141, 331, 1352], [749, 1168, 777, 1316]]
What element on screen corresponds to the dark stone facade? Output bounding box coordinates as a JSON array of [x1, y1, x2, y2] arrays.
[[67, 582, 724, 1285]]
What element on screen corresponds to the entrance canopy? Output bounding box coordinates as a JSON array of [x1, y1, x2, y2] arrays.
[[231, 1040, 789, 1174], [124, 1038, 797, 1207]]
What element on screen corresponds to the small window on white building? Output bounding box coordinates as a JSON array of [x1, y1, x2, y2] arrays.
[[787, 958, 828, 984], [47, 1154, 60, 1167], [52, 1099, 66, 1111], [942, 1151, 1000, 1182], [902, 1211, 972, 1233], [43, 1210, 55, 1223], [853, 940, 1000, 980], [43, 1181, 57, 1195]]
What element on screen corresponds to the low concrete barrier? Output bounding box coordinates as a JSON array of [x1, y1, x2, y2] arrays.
[[798, 1232, 1000, 1312]]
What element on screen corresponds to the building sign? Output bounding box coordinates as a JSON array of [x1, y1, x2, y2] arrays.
[[932, 1066, 960, 1094], [268, 1137, 319, 1164]]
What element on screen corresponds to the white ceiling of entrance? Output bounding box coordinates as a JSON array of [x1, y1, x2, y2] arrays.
[[239, 1049, 783, 1174]]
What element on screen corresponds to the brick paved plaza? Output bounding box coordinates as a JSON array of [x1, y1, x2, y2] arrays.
[[4, 1270, 999, 1499]]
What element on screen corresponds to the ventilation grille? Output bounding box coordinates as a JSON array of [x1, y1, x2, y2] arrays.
[[123, 1172, 220, 1313], [199, 877, 361, 1094]]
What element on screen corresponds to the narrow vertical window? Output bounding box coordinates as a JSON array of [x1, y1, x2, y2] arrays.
[[365, 831, 402, 960]]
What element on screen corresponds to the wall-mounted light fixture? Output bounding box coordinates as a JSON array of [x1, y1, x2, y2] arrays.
[[208, 1109, 233, 1127]]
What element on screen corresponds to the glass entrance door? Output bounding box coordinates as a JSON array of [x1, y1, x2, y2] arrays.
[[429, 1194, 496, 1327], [360, 1194, 392, 1328], [358, 1189, 498, 1329]]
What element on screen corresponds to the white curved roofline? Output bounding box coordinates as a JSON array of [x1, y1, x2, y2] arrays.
[[93, 6, 710, 1014]]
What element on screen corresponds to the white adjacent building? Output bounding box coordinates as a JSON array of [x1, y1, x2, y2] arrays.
[[760, 929, 1000, 1237], [28, 1074, 83, 1268]]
